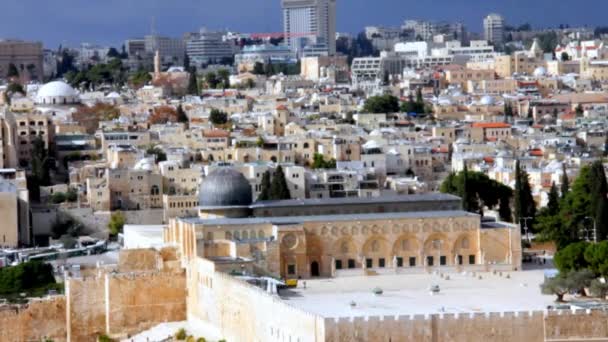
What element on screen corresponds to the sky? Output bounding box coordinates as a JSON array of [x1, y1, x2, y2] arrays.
[[1, 0, 607, 48]]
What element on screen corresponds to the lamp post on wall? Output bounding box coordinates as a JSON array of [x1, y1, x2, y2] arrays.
[[520, 217, 533, 243]]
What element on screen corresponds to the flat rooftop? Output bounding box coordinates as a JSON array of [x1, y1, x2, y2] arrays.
[[280, 269, 556, 318], [250, 193, 461, 209], [183, 210, 478, 226]]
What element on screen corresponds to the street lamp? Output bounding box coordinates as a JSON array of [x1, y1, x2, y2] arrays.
[[584, 216, 597, 243], [520, 217, 533, 243]]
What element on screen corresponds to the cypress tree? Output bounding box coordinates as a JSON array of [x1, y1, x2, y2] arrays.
[[589, 160, 608, 240], [461, 164, 471, 212], [561, 163, 569, 199], [514, 160, 523, 224], [257, 170, 271, 201], [270, 165, 291, 200], [187, 67, 199, 95], [604, 134, 608, 157], [547, 182, 560, 216]]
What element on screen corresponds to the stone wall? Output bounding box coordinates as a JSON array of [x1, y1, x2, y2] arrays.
[[188, 258, 325, 342], [0, 297, 66, 342], [323, 309, 608, 342]]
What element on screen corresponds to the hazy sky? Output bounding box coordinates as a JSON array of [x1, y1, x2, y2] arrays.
[[1, 0, 607, 48]]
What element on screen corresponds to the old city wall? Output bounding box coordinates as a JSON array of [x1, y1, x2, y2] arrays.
[[0, 296, 67, 342], [106, 272, 187, 338], [66, 276, 106, 341], [323, 309, 608, 342], [188, 257, 325, 342]]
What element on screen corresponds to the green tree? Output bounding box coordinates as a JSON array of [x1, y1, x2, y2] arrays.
[[205, 72, 219, 89], [187, 68, 199, 95], [589, 160, 608, 240], [363, 94, 399, 114], [108, 212, 126, 237], [604, 134, 608, 157], [554, 241, 590, 274], [146, 145, 167, 163], [256, 136, 265, 147], [311, 153, 336, 169], [561, 52, 570, 61], [513, 160, 536, 231], [590, 279, 608, 299], [575, 104, 584, 116], [540, 274, 570, 302], [270, 165, 291, 200], [561, 163, 569, 199], [252, 62, 265, 75], [107, 47, 120, 59], [257, 170, 271, 201], [128, 69, 152, 89], [216, 69, 230, 89], [584, 241, 608, 276], [0, 261, 56, 295], [439, 168, 513, 220], [547, 182, 560, 216], [209, 108, 228, 126]]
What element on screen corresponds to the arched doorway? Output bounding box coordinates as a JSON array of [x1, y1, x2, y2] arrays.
[[310, 261, 320, 277]]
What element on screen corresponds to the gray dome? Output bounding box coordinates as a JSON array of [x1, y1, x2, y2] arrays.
[[199, 168, 252, 207]]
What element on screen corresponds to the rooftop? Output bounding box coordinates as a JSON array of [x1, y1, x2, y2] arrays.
[[280, 269, 555, 318], [182, 210, 477, 226], [250, 193, 461, 209]]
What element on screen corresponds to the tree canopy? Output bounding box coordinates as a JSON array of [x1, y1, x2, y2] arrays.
[[209, 108, 229, 126], [440, 168, 512, 221], [363, 94, 399, 114], [108, 212, 126, 237], [270, 165, 291, 200], [311, 153, 337, 169]]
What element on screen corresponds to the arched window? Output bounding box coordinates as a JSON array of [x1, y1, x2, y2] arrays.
[[150, 185, 159, 195], [206, 232, 214, 240], [242, 231, 249, 239], [233, 231, 240, 239], [226, 231, 232, 239], [303, 142, 309, 148]]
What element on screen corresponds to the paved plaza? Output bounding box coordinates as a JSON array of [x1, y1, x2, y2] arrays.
[[281, 268, 557, 317]]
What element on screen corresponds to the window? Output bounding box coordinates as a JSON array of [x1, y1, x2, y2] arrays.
[[348, 259, 355, 269], [366, 258, 373, 268], [409, 257, 416, 267], [378, 258, 385, 268], [335, 259, 342, 270], [440, 256, 447, 266], [427, 256, 434, 266], [458, 255, 463, 265], [469, 255, 476, 265], [397, 257, 404, 267], [287, 264, 296, 275]]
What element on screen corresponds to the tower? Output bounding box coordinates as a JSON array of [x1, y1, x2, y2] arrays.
[[483, 13, 505, 46], [282, 0, 336, 55], [154, 50, 161, 77]]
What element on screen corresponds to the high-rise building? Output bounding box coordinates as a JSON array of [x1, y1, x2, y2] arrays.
[[282, 0, 336, 55], [143, 35, 185, 64], [186, 29, 235, 66], [483, 13, 505, 46]]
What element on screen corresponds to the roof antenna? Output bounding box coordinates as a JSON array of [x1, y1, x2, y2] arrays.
[[150, 16, 157, 36]]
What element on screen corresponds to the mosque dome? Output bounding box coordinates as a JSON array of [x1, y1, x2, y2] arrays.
[[480, 95, 495, 106], [533, 67, 547, 77], [199, 168, 252, 207], [35, 81, 79, 105]]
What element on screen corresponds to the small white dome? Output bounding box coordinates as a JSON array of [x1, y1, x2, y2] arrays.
[[36, 81, 79, 105], [533, 67, 547, 77], [134, 158, 155, 171], [480, 95, 495, 106]]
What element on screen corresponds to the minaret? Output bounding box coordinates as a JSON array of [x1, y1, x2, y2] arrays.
[[154, 50, 161, 78]]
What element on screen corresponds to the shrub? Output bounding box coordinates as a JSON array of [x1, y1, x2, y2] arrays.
[[175, 328, 187, 340], [590, 279, 608, 299], [196, 338, 207, 342], [98, 334, 115, 342]]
